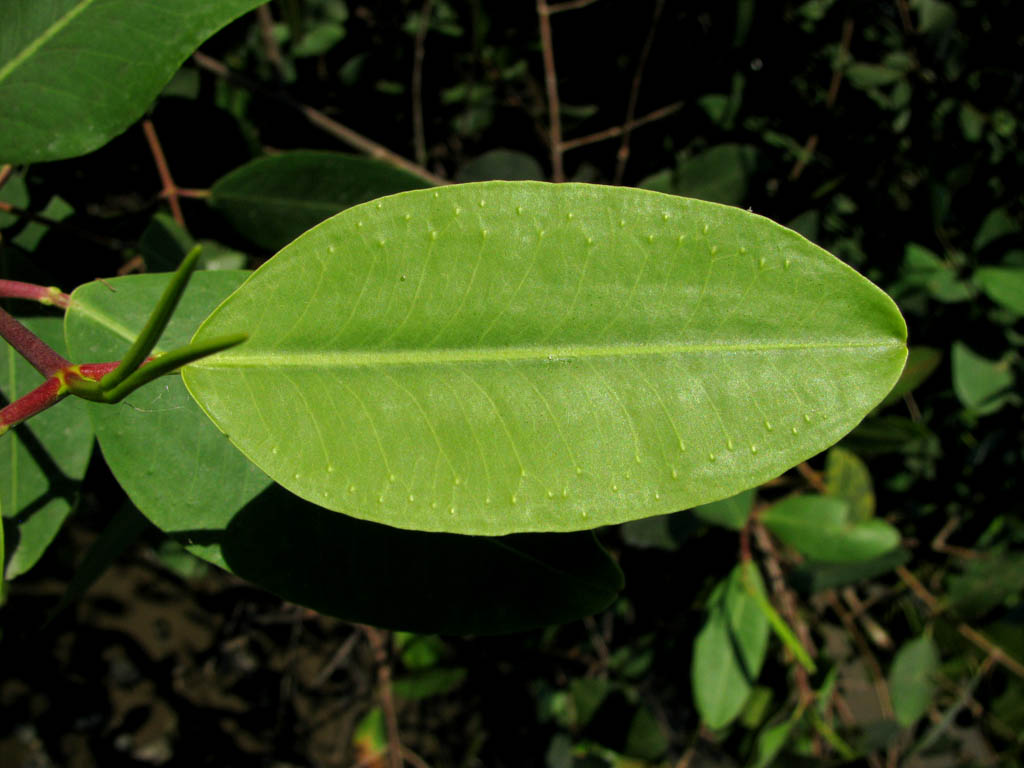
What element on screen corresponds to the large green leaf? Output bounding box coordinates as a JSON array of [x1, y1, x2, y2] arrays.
[[184, 182, 907, 535], [2, 315, 93, 579], [0, 0, 265, 163], [208, 151, 433, 251], [64, 272, 622, 632]]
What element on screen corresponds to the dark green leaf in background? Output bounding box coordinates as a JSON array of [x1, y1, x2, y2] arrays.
[[186, 182, 907, 535], [880, 346, 942, 407], [825, 446, 875, 522], [951, 341, 1016, 415], [760, 495, 900, 562], [455, 149, 546, 182], [974, 267, 1024, 315], [2, 315, 93, 579], [693, 488, 755, 531], [208, 151, 433, 251], [639, 144, 759, 207], [0, 0, 266, 163], [889, 633, 939, 727]]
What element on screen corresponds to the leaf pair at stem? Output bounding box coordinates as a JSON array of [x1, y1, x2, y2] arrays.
[[0, 246, 246, 435]]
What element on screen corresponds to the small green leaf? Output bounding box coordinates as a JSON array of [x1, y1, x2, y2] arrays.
[[880, 346, 942, 406], [974, 267, 1024, 315], [456, 149, 546, 182], [889, 633, 939, 727], [0, 0, 267, 163], [208, 151, 432, 251], [185, 182, 907, 535], [946, 550, 1024, 620], [291, 21, 345, 57], [693, 607, 750, 729], [951, 341, 1015, 415], [750, 717, 796, 768], [640, 144, 759, 206], [692, 563, 770, 730], [761, 495, 900, 562], [624, 705, 669, 761], [694, 488, 755, 531], [901, 243, 970, 303], [973, 207, 1019, 253], [392, 667, 466, 700], [825, 446, 874, 521]]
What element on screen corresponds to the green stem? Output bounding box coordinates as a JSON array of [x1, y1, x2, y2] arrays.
[[99, 334, 247, 403], [99, 244, 202, 392]]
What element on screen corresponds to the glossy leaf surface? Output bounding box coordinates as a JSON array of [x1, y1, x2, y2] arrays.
[[0, 0, 264, 163], [208, 151, 433, 251], [185, 182, 907, 535], [65, 272, 622, 632], [2, 315, 93, 578]]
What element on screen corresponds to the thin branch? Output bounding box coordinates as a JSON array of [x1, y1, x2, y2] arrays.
[[0, 307, 70, 378], [256, 3, 288, 80], [362, 627, 402, 768], [897, 565, 1024, 680], [751, 517, 816, 707], [825, 590, 894, 719], [560, 101, 683, 151], [142, 119, 185, 227], [613, 0, 665, 185], [796, 461, 829, 493], [789, 18, 854, 181], [0, 280, 70, 309], [412, 0, 435, 168], [0, 164, 12, 191], [536, 0, 565, 181], [191, 51, 446, 186]]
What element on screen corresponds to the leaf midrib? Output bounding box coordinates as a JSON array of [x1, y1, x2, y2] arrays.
[[191, 338, 902, 369], [0, 0, 99, 85]]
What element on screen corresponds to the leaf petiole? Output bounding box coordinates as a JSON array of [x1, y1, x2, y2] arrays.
[[99, 244, 203, 392]]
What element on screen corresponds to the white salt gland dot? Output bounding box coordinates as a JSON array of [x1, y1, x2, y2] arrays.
[[708, 453, 716, 462], [703, 224, 709, 235], [662, 213, 670, 221], [647, 234, 654, 243], [327, 465, 335, 473], [567, 212, 574, 220], [671, 468, 679, 479], [586, 237, 594, 245], [727, 439, 734, 450], [328, 245, 336, 253], [619, 219, 626, 227], [404, 213, 411, 221], [349, 485, 356, 492], [479, 199, 486, 207], [376, 202, 383, 209], [356, 221, 363, 228], [389, 473, 396, 482], [408, 494, 415, 502], [710, 245, 718, 255], [750, 445, 758, 454], [430, 231, 438, 240], [516, 206, 523, 214]]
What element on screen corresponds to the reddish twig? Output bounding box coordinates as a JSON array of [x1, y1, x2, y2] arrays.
[[0, 360, 123, 434], [362, 626, 402, 768], [560, 101, 684, 151], [412, 0, 435, 168], [142, 119, 185, 228], [613, 0, 665, 185], [0, 164, 13, 191], [191, 51, 446, 186], [0, 280, 70, 309], [897, 565, 1024, 679], [256, 3, 288, 80], [796, 461, 829, 493], [0, 307, 70, 378], [536, 0, 565, 181]]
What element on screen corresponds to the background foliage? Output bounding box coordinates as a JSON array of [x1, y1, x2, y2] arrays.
[[1, 0, 1022, 766]]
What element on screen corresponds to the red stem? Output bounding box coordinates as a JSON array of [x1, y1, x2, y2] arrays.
[[0, 376, 67, 433], [0, 279, 71, 309], [0, 307, 70, 377], [0, 360, 123, 434]]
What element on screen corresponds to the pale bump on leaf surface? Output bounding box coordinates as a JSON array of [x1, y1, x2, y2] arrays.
[[0, 0, 266, 163], [184, 182, 907, 536]]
